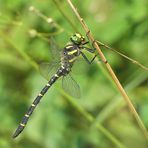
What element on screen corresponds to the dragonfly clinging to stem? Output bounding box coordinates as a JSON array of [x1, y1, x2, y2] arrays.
[[12, 33, 97, 138], [13, 31, 148, 138]]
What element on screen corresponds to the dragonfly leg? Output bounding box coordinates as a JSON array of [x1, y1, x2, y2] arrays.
[[81, 51, 108, 64], [86, 30, 97, 49], [83, 47, 96, 53], [80, 51, 97, 64], [92, 39, 98, 49], [82, 41, 89, 45], [86, 30, 90, 38]]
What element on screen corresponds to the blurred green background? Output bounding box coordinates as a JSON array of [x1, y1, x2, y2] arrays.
[[0, 0, 148, 147]]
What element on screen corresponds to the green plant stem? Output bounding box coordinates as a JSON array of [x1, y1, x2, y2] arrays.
[[93, 70, 148, 125], [61, 90, 125, 148], [52, 0, 78, 32], [0, 31, 38, 70]]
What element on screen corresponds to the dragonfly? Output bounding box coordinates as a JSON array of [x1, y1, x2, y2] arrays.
[[12, 33, 97, 138], [13, 32, 148, 139]]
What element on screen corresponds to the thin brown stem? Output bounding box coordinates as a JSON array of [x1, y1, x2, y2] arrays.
[[97, 41, 148, 71], [67, 0, 148, 140]]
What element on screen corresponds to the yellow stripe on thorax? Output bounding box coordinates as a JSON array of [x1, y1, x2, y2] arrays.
[[67, 49, 77, 55], [69, 57, 77, 62], [66, 45, 73, 49]]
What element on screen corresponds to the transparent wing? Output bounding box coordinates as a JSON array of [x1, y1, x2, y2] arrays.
[[49, 37, 61, 61], [62, 74, 80, 98], [71, 56, 91, 75], [39, 62, 60, 80]]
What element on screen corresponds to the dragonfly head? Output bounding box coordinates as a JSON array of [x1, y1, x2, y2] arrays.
[[70, 33, 85, 45]]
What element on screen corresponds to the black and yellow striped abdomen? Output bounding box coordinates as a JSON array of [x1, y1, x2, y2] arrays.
[[13, 43, 81, 138], [12, 68, 65, 138]]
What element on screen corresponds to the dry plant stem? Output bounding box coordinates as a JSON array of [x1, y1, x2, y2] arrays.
[[97, 41, 148, 71], [67, 0, 148, 139]]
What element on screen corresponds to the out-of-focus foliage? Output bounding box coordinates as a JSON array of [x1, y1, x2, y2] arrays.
[[0, 0, 148, 147]]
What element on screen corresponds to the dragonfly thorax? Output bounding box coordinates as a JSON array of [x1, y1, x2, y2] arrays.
[[61, 43, 80, 65]]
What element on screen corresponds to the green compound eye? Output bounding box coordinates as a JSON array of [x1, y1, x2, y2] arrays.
[[70, 33, 84, 45]]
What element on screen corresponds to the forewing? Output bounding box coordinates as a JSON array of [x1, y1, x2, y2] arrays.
[[72, 57, 89, 75], [62, 74, 80, 98], [39, 62, 60, 80], [49, 37, 61, 61]]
